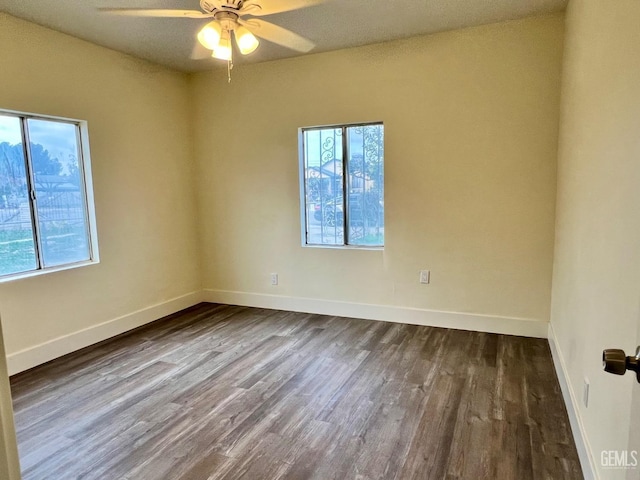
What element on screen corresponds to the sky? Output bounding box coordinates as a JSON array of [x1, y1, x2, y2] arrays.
[[0, 115, 21, 144], [304, 128, 343, 168], [0, 114, 78, 174], [304, 126, 376, 168]]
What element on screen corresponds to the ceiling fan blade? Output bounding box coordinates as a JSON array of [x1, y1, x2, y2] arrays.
[[98, 8, 212, 19], [242, 0, 329, 17], [240, 19, 315, 52]]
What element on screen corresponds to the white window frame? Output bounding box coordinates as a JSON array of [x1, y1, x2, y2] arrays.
[[298, 121, 384, 249], [0, 109, 99, 282]]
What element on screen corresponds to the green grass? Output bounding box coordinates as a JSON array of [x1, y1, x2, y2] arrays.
[[0, 223, 88, 277], [0, 228, 34, 243], [362, 233, 384, 245], [0, 228, 37, 276]]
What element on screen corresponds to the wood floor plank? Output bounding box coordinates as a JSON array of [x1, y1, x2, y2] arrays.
[[10, 303, 583, 480]]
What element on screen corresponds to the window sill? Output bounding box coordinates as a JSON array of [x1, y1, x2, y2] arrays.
[[302, 244, 384, 251], [0, 259, 100, 284]]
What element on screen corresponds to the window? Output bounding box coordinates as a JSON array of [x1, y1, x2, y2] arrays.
[[0, 110, 98, 279], [300, 123, 384, 247]]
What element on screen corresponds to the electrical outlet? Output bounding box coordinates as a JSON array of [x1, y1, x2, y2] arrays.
[[583, 377, 589, 408], [419, 270, 430, 284], [270, 273, 278, 286]]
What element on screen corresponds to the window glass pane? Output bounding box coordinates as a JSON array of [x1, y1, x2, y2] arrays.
[[304, 128, 343, 245], [346, 125, 384, 246], [0, 115, 37, 276], [27, 119, 90, 267]]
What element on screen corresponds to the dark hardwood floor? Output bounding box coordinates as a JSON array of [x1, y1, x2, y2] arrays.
[[10, 303, 583, 479]]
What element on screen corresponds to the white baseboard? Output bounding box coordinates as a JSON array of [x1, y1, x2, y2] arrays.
[[547, 323, 598, 480], [202, 289, 548, 338], [5, 288, 549, 376], [6, 291, 204, 376]]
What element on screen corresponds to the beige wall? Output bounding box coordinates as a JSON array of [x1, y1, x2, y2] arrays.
[[192, 14, 564, 325], [0, 14, 201, 367], [0, 13, 564, 367], [550, 1, 640, 478]]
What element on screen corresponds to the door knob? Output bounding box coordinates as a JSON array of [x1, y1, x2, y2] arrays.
[[603, 347, 640, 383]]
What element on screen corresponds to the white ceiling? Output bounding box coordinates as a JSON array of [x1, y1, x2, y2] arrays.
[[0, 0, 567, 72]]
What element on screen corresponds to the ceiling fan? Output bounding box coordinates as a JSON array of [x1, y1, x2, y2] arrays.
[[99, 0, 327, 63]]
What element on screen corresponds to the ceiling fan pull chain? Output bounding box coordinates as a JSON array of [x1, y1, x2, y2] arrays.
[[227, 58, 233, 83]]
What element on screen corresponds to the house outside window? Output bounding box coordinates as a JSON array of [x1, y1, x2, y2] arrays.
[[0, 110, 99, 280], [299, 123, 384, 248]]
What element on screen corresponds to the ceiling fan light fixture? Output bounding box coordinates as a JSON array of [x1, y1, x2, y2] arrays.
[[212, 36, 233, 61], [235, 26, 259, 55], [197, 20, 222, 50]]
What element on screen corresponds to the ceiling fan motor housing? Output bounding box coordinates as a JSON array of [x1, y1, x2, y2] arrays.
[[200, 0, 245, 14]]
